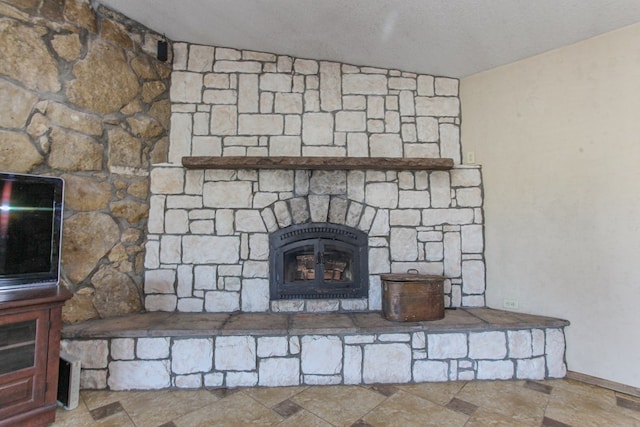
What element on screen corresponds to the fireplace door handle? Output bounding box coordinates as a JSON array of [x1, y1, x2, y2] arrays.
[[316, 252, 324, 265]]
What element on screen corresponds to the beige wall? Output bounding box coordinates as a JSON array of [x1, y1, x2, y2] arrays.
[[461, 23, 640, 388]]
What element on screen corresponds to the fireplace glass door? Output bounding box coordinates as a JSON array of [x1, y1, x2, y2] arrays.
[[284, 242, 353, 284], [270, 223, 368, 300]]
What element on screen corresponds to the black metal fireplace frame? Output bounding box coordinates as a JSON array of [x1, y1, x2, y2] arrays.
[[269, 223, 369, 300]]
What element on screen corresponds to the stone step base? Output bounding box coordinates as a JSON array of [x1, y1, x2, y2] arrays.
[[61, 308, 569, 390]]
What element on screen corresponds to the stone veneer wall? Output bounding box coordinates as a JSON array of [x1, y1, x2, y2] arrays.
[[145, 43, 486, 313], [0, 0, 170, 321]]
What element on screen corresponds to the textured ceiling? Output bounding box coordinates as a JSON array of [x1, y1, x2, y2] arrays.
[[96, 0, 640, 77]]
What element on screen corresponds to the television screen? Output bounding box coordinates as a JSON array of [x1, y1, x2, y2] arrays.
[[0, 172, 64, 291]]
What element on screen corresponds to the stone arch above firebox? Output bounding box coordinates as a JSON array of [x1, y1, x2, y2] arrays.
[[257, 168, 406, 237], [261, 193, 388, 236]]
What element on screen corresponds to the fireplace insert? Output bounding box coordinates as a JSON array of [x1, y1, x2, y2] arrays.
[[269, 223, 369, 300]]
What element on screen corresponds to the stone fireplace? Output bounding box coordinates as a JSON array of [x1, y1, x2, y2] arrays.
[[143, 42, 486, 314], [61, 40, 569, 392]]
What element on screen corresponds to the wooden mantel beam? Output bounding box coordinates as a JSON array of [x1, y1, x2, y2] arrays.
[[181, 156, 454, 171]]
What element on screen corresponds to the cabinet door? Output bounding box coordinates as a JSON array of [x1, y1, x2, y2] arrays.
[[0, 308, 48, 421]]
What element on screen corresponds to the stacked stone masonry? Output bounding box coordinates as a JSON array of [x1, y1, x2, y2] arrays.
[[168, 43, 462, 162], [0, 0, 171, 322], [148, 42, 486, 313], [146, 164, 484, 313], [61, 310, 569, 390]]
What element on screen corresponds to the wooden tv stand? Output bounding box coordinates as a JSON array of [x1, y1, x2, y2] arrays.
[[0, 286, 71, 427]]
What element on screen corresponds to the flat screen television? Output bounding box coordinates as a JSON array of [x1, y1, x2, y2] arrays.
[[0, 172, 64, 292]]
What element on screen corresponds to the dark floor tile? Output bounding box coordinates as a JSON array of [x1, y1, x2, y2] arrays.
[[446, 397, 478, 416], [351, 421, 375, 427], [90, 401, 124, 421], [273, 399, 303, 417], [542, 416, 572, 427], [369, 384, 398, 397], [617, 395, 640, 412], [524, 380, 553, 395], [210, 387, 241, 399]]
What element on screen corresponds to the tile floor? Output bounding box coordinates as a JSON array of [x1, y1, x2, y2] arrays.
[[51, 379, 640, 427]]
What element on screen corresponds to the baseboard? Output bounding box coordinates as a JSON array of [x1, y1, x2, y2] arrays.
[[567, 370, 640, 398]]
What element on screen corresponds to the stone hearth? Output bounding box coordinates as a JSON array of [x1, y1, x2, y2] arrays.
[[62, 308, 569, 390]]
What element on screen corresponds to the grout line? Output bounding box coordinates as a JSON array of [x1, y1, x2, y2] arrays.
[[240, 388, 285, 420], [462, 309, 489, 324], [347, 384, 394, 427], [539, 383, 556, 427]]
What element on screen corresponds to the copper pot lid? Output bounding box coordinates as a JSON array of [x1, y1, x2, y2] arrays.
[[380, 270, 446, 282]]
